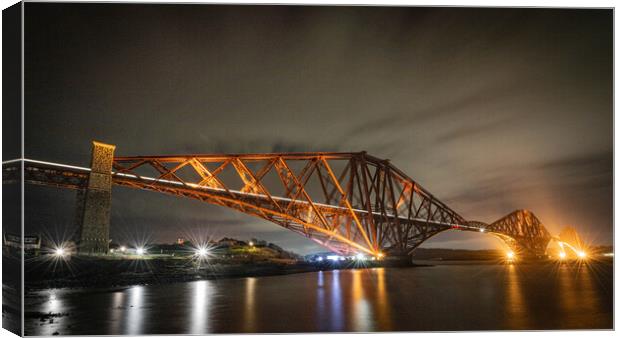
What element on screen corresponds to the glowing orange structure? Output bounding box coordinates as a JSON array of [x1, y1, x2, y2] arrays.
[[3, 142, 566, 258], [111, 151, 467, 257]]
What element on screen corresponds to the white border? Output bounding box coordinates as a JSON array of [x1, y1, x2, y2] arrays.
[[0, 1, 616, 338]]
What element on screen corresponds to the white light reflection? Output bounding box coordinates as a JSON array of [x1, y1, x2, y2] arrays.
[[190, 280, 213, 334], [330, 270, 344, 331], [316, 271, 326, 330], [108, 291, 125, 335], [126, 286, 144, 335], [41, 291, 64, 336]]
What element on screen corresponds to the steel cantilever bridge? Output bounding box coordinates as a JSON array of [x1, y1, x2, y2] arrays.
[[4, 142, 564, 258]]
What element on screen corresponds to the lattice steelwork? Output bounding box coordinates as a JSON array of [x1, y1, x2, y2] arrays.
[[3, 150, 562, 257], [111, 152, 467, 256], [486, 210, 552, 255]]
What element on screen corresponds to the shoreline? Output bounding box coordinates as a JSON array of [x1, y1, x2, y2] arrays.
[[21, 256, 611, 292], [22, 257, 432, 292]]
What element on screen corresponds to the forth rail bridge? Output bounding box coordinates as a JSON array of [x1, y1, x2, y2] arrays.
[[3, 141, 587, 262]]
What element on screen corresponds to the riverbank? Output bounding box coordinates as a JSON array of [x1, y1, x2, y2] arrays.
[[23, 253, 614, 291], [23, 255, 432, 290]]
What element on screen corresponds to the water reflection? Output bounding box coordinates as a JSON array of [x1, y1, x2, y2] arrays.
[[505, 264, 529, 328], [40, 291, 64, 336], [108, 291, 125, 334], [316, 271, 327, 330], [45, 291, 62, 313], [126, 286, 144, 335], [374, 268, 392, 330], [24, 263, 613, 335], [243, 277, 257, 332], [557, 264, 602, 328], [190, 280, 212, 334], [330, 270, 344, 331], [576, 265, 601, 316], [351, 269, 372, 331]]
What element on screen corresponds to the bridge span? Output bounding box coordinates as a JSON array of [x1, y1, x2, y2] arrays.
[[3, 141, 584, 259]]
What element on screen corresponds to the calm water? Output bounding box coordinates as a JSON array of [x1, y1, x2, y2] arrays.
[[25, 262, 613, 335]]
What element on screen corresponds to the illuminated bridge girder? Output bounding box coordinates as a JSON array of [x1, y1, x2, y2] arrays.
[[465, 211, 553, 256], [3, 148, 559, 258], [110, 152, 467, 256], [486, 210, 552, 256]]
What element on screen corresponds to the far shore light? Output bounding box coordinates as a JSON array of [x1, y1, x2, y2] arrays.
[[54, 248, 66, 257], [196, 247, 209, 258]]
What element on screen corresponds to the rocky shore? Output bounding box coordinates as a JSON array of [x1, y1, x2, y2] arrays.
[[24, 256, 419, 290]]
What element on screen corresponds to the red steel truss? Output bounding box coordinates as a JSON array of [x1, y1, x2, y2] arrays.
[[467, 210, 552, 255], [112, 152, 467, 256], [4, 153, 561, 257]]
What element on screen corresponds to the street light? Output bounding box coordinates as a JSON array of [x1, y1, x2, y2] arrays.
[[195, 246, 209, 258], [54, 247, 66, 257]]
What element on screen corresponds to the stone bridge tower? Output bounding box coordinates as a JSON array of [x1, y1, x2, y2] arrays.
[[76, 141, 115, 254]]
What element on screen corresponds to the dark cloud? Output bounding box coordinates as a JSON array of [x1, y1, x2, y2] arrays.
[[22, 5, 612, 253]]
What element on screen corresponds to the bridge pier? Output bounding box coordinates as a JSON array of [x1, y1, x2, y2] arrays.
[[76, 141, 115, 255]]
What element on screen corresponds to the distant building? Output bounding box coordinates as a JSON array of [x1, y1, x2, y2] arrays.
[[3, 233, 41, 255], [218, 237, 247, 247], [251, 238, 267, 247]]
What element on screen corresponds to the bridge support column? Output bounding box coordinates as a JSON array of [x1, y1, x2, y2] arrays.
[[76, 141, 115, 255]]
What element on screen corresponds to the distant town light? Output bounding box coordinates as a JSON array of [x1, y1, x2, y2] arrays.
[[326, 255, 339, 261], [578, 251, 587, 259], [479, 228, 485, 233], [317, 256, 323, 262], [356, 253, 365, 260], [120, 246, 127, 252], [377, 253, 385, 259], [559, 252, 566, 259], [136, 247, 145, 255], [195, 246, 209, 258], [506, 251, 515, 259], [249, 241, 254, 246], [110, 249, 115, 253], [54, 247, 66, 257]]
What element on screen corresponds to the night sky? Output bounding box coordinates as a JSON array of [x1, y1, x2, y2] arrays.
[[23, 4, 612, 254]]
